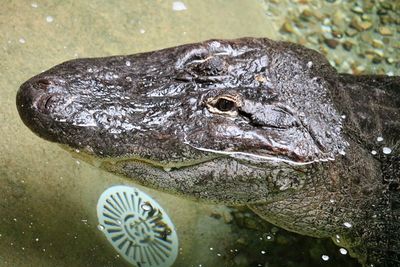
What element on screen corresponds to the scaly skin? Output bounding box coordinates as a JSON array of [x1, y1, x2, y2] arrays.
[[16, 38, 399, 266]]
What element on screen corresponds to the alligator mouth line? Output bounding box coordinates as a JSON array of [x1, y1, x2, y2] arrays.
[[62, 145, 224, 171], [62, 141, 330, 173], [185, 144, 333, 166]]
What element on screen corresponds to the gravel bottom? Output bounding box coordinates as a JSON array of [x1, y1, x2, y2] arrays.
[[262, 0, 399, 76]]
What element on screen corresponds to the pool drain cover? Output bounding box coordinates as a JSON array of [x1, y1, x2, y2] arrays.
[[97, 185, 179, 267]]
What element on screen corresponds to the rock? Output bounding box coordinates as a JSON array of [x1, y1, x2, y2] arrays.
[[361, 14, 372, 21], [232, 211, 244, 227], [331, 29, 343, 38], [281, 21, 295, 34], [351, 62, 366, 75], [312, 10, 325, 21], [360, 32, 372, 43], [372, 49, 384, 58], [377, 9, 388, 16], [345, 28, 358, 37], [342, 41, 354, 51], [372, 57, 382, 64], [332, 10, 346, 27], [372, 39, 384, 48], [382, 37, 390, 44], [298, 37, 307, 45], [380, 2, 393, 10], [243, 217, 259, 230], [378, 26, 393, 36], [350, 17, 372, 31], [351, 6, 364, 14], [210, 212, 222, 220], [380, 15, 396, 25], [324, 38, 339, 49], [293, 17, 305, 29], [386, 57, 395, 64], [300, 9, 313, 21], [321, 25, 332, 33], [222, 210, 233, 224]]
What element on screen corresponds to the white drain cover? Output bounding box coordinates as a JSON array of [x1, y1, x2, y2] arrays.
[[97, 185, 179, 267]]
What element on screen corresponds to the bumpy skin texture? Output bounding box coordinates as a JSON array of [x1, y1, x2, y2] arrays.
[[16, 38, 399, 266]]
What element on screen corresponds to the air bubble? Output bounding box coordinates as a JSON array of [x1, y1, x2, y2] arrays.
[[141, 203, 152, 212], [339, 248, 348, 255], [46, 16, 54, 23], [343, 222, 352, 228], [172, 1, 187, 11], [321, 255, 330, 261], [371, 150, 377, 155], [382, 147, 392, 155], [97, 224, 105, 231], [377, 136, 383, 142]]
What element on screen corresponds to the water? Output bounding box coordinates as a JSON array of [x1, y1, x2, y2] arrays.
[[0, 0, 397, 266]]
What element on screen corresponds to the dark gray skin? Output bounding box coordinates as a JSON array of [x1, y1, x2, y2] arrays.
[[16, 38, 399, 266]]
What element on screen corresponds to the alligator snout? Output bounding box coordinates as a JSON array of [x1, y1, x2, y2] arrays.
[[18, 77, 66, 112], [16, 76, 69, 142]]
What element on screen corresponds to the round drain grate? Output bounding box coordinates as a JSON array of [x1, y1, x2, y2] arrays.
[[97, 185, 179, 267]]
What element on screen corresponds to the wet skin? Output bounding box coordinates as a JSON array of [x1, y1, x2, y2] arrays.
[[16, 38, 399, 266]]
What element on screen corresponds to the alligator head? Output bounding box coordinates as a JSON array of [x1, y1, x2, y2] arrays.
[[17, 38, 348, 204]]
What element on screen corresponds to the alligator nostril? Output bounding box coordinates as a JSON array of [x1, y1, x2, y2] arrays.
[[35, 93, 57, 114], [37, 79, 52, 90], [44, 95, 54, 110]]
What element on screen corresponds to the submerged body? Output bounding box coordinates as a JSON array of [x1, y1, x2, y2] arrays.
[[16, 38, 399, 266]]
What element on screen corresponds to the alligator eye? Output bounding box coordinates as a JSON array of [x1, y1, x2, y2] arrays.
[[215, 98, 235, 111], [205, 95, 240, 115]]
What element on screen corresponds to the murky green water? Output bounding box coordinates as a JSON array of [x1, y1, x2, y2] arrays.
[[1, 0, 393, 266]]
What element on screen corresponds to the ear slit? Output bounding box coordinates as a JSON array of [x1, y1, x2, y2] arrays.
[[238, 109, 263, 127]]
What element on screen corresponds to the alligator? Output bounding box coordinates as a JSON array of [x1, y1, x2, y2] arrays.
[[16, 38, 399, 266]]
